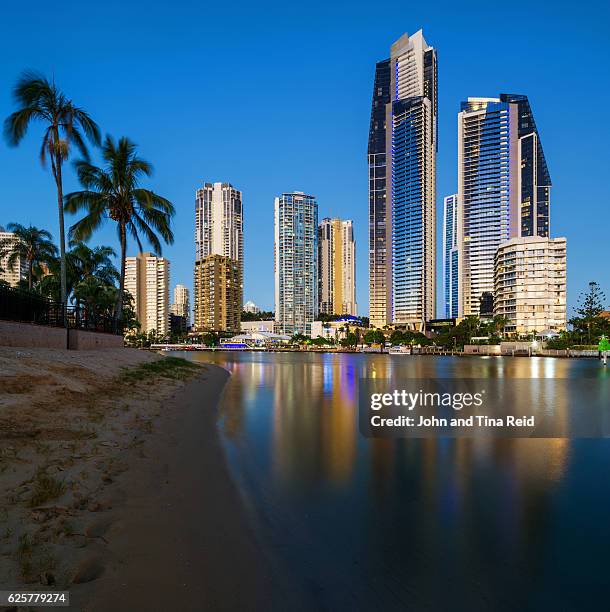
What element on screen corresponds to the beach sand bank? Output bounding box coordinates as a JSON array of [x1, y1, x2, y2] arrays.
[[0, 348, 304, 611]]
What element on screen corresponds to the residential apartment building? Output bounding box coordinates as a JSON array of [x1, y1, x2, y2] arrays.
[[318, 218, 357, 316], [457, 94, 551, 317], [0, 227, 26, 287], [494, 237, 566, 335], [368, 30, 437, 329], [274, 192, 318, 335], [194, 182, 243, 330], [170, 284, 190, 327], [193, 255, 240, 332], [125, 252, 170, 336]]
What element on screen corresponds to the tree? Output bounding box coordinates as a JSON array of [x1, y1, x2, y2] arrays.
[[65, 136, 174, 321], [576, 282, 605, 319], [364, 329, 385, 345], [570, 282, 607, 344], [69, 242, 119, 288], [72, 276, 116, 313], [492, 315, 508, 336], [390, 330, 405, 345], [4, 71, 100, 304], [340, 332, 358, 349], [37, 242, 119, 304], [241, 310, 274, 321], [0, 223, 57, 289]]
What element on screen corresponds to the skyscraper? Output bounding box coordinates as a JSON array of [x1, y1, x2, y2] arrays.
[[194, 182, 243, 330], [443, 195, 459, 319], [457, 95, 551, 317], [170, 284, 190, 327], [195, 182, 243, 267], [274, 192, 318, 335], [318, 218, 357, 316], [500, 94, 551, 238], [368, 30, 437, 329], [125, 252, 170, 336]]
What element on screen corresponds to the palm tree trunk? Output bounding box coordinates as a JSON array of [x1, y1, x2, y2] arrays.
[[28, 259, 33, 290], [116, 224, 127, 321], [53, 152, 67, 307]]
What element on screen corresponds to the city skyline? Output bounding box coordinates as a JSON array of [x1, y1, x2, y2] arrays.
[[1, 2, 608, 316]]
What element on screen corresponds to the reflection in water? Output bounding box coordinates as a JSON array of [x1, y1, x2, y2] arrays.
[[179, 352, 610, 610]]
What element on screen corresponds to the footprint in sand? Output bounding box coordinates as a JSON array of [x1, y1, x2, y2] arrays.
[[72, 556, 105, 584]]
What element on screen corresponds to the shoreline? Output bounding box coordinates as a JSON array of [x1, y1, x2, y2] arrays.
[[71, 364, 306, 611], [148, 345, 601, 360]]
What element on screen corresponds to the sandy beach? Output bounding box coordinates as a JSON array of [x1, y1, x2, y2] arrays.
[[0, 347, 301, 611]]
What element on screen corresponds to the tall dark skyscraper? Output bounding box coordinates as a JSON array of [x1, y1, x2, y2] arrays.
[[499, 94, 551, 238], [368, 31, 437, 329], [456, 95, 552, 317], [367, 58, 391, 328]]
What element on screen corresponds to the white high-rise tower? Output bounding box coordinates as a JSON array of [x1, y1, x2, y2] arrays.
[[368, 30, 437, 329]]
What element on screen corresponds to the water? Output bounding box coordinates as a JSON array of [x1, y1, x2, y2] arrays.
[[177, 352, 610, 610]]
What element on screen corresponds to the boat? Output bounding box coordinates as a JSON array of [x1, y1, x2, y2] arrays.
[[388, 346, 412, 355]]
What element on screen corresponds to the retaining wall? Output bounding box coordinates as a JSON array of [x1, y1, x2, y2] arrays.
[[0, 320, 67, 349], [0, 320, 123, 350]]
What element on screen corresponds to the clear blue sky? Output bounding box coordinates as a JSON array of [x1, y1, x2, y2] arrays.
[[1, 0, 608, 315]]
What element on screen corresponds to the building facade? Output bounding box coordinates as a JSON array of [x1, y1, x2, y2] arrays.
[[243, 300, 260, 314], [318, 218, 357, 316], [195, 182, 243, 268], [194, 181, 243, 331], [0, 227, 27, 287], [193, 255, 241, 332], [443, 195, 459, 319], [170, 284, 190, 327], [368, 30, 437, 329], [457, 95, 551, 317], [125, 252, 170, 336], [494, 237, 566, 335], [240, 320, 275, 333], [274, 192, 318, 336]]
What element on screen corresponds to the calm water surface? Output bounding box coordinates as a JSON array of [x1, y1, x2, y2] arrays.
[[178, 352, 610, 611]]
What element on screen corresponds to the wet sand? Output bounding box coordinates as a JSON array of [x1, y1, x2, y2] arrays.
[[74, 366, 313, 611]]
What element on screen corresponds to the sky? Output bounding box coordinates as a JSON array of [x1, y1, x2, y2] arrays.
[[1, 0, 609, 316]]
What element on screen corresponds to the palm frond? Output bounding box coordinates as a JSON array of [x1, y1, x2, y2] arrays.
[[4, 108, 43, 146], [125, 221, 144, 253], [73, 106, 101, 146], [130, 212, 163, 254], [68, 126, 90, 161], [68, 209, 107, 243], [64, 190, 107, 214]]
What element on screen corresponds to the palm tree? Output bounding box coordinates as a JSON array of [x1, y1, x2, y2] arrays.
[[38, 242, 119, 302], [492, 314, 508, 336], [72, 276, 117, 314], [0, 223, 57, 289], [69, 242, 119, 288], [65, 136, 174, 320], [3, 71, 100, 305]]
